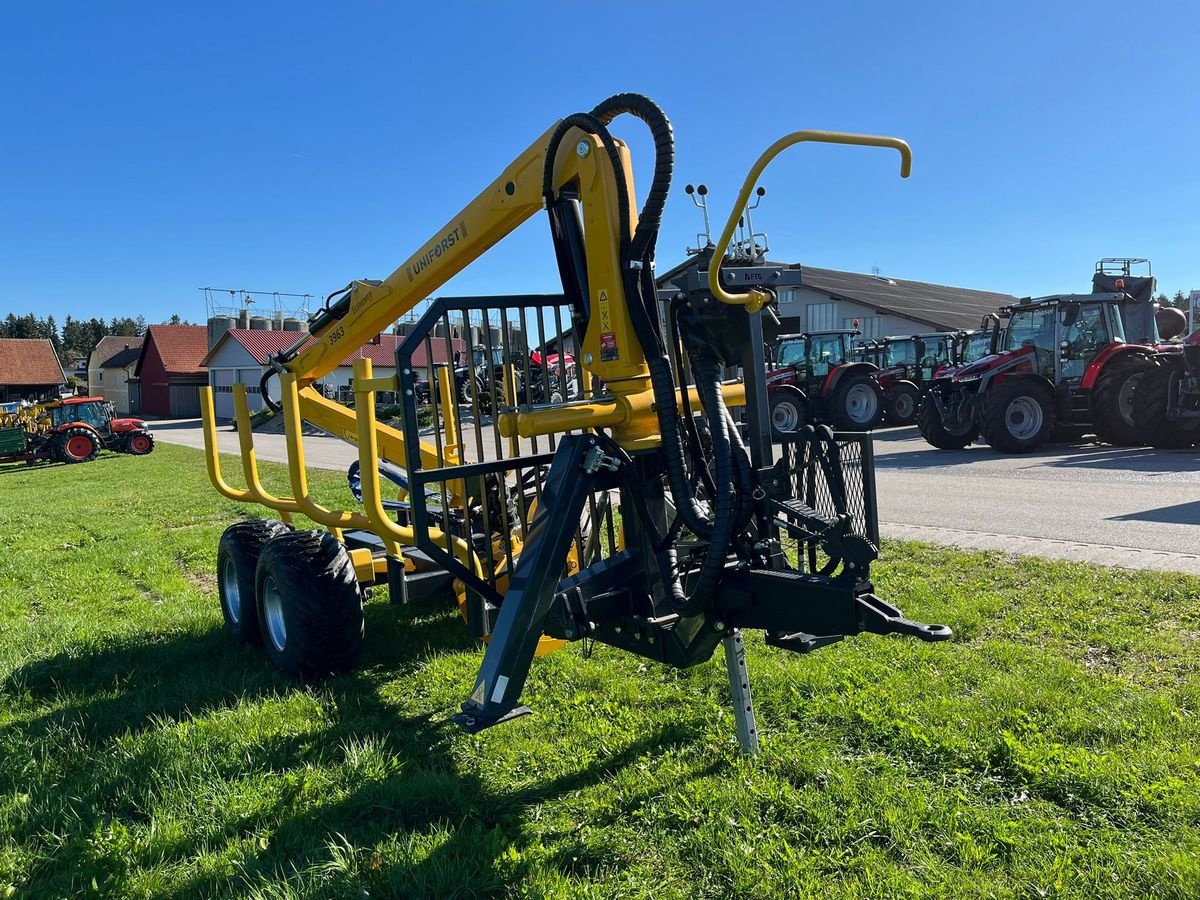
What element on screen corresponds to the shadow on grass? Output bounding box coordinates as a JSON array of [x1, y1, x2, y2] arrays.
[[4, 594, 719, 897]]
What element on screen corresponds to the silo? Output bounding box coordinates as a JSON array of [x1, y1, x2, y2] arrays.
[[237, 308, 250, 329], [208, 315, 236, 348], [249, 315, 271, 330], [282, 317, 308, 332]]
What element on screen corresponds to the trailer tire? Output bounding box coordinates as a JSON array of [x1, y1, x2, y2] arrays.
[[980, 380, 1054, 453], [255, 530, 365, 680], [1092, 353, 1152, 447], [54, 426, 99, 463], [832, 374, 883, 431], [217, 519, 289, 644], [1132, 359, 1200, 448], [884, 382, 919, 426], [917, 396, 976, 449]]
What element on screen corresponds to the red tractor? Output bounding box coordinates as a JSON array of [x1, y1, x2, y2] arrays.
[[1131, 322, 1200, 448], [858, 331, 971, 426], [766, 329, 884, 437], [918, 260, 1165, 453], [0, 397, 155, 465]]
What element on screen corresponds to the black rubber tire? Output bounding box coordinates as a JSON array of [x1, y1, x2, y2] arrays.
[[884, 382, 920, 426], [916, 395, 977, 450], [123, 430, 156, 455], [832, 374, 884, 431], [1091, 353, 1152, 447], [1132, 359, 1200, 449], [217, 519, 289, 644], [255, 530, 365, 680], [980, 380, 1055, 453], [769, 388, 807, 440], [54, 426, 99, 463]]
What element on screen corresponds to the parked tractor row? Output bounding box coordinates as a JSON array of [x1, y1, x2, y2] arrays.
[[0, 397, 155, 466]]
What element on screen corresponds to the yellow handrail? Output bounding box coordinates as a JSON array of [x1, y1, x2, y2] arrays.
[[710, 131, 912, 312], [231, 384, 297, 526], [200, 387, 256, 504]]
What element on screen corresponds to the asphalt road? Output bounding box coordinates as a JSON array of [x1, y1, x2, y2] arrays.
[[153, 418, 1200, 575]]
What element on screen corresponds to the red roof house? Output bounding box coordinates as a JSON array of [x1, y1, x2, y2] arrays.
[[0, 338, 66, 403], [133, 325, 209, 417]]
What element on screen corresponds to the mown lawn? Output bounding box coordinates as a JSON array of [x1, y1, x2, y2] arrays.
[[1, 442, 1198, 898]]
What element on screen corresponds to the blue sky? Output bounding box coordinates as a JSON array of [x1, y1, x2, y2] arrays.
[[2, 1, 1197, 326]]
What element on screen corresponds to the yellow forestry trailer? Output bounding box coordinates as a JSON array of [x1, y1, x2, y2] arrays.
[[201, 93, 950, 752]]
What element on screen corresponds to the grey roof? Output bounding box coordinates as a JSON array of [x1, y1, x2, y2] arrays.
[[656, 255, 1015, 331], [796, 265, 1015, 331], [100, 346, 142, 369]]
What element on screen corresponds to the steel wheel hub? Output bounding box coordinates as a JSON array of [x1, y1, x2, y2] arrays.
[[262, 575, 287, 652], [221, 556, 241, 623], [893, 393, 914, 419], [1118, 374, 1141, 426], [773, 400, 801, 432], [846, 385, 878, 424], [1005, 396, 1043, 440]]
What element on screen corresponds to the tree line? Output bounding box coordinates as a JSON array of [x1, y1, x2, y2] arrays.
[[0, 312, 194, 368]]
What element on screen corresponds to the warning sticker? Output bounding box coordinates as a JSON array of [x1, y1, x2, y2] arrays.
[[469, 680, 486, 706], [600, 331, 619, 362], [598, 289, 611, 332]]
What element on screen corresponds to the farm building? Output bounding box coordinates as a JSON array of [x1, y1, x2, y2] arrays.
[[657, 255, 1016, 339], [201, 329, 466, 420], [87, 335, 144, 414], [0, 338, 66, 403], [132, 325, 208, 418]]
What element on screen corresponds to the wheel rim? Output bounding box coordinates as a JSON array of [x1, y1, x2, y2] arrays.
[[221, 556, 241, 624], [893, 392, 915, 420], [773, 400, 801, 432], [131, 435, 150, 452], [1117, 373, 1141, 426], [1005, 396, 1044, 440], [845, 384, 878, 424], [262, 575, 287, 652], [65, 435, 92, 459]]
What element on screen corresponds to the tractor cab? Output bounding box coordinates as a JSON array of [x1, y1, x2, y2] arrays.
[[49, 398, 114, 431], [766, 328, 884, 434], [999, 295, 1126, 383]]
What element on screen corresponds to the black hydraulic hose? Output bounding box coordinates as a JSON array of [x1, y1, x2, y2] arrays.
[[669, 296, 717, 499], [260, 368, 281, 414], [541, 112, 631, 256]]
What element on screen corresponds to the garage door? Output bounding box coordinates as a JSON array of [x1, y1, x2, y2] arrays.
[[212, 369, 235, 420], [238, 368, 265, 413]]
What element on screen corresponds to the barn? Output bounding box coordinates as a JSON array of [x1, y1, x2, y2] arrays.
[[0, 338, 65, 404], [132, 325, 208, 418]]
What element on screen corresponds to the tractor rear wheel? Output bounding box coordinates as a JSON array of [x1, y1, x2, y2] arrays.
[[124, 431, 155, 455], [769, 388, 807, 439], [917, 396, 976, 449], [54, 426, 99, 463], [217, 519, 289, 644], [1091, 353, 1152, 446], [1132, 359, 1200, 448], [980, 380, 1054, 453], [884, 382, 919, 426], [255, 530, 365, 680], [832, 375, 883, 431]]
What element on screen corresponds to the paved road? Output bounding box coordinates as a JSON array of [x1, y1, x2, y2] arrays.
[[153, 418, 1200, 575]]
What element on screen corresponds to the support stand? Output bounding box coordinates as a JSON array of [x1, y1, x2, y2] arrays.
[[722, 629, 760, 755]]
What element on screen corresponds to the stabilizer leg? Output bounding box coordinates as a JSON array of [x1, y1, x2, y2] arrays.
[[453, 434, 601, 733]]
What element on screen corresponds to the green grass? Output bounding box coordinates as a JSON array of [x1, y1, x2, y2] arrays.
[[1, 443, 1198, 898]]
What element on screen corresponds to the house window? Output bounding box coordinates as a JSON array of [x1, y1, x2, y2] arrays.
[[97, 372, 103, 382], [806, 302, 837, 331], [844, 316, 884, 339]]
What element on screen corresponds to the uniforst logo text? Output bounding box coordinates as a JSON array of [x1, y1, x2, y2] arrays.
[[407, 221, 469, 282]]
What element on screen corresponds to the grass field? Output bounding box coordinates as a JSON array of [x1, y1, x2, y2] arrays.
[[1, 442, 1198, 898]]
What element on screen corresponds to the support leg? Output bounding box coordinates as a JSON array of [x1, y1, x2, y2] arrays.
[[723, 629, 760, 755]]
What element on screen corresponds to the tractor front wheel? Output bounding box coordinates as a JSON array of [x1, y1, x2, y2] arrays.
[[980, 381, 1054, 453], [769, 388, 807, 440], [217, 519, 290, 644], [832, 375, 883, 431], [124, 431, 156, 455], [1132, 359, 1200, 448], [54, 426, 99, 463], [884, 382, 920, 426], [255, 530, 365, 680], [917, 396, 976, 450], [1091, 353, 1152, 446]]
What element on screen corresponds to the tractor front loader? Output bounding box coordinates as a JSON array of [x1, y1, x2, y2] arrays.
[[201, 94, 950, 751]]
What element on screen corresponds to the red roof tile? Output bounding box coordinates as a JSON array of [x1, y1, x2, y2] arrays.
[[140, 325, 209, 376], [0, 338, 66, 386], [202, 329, 465, 369]]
